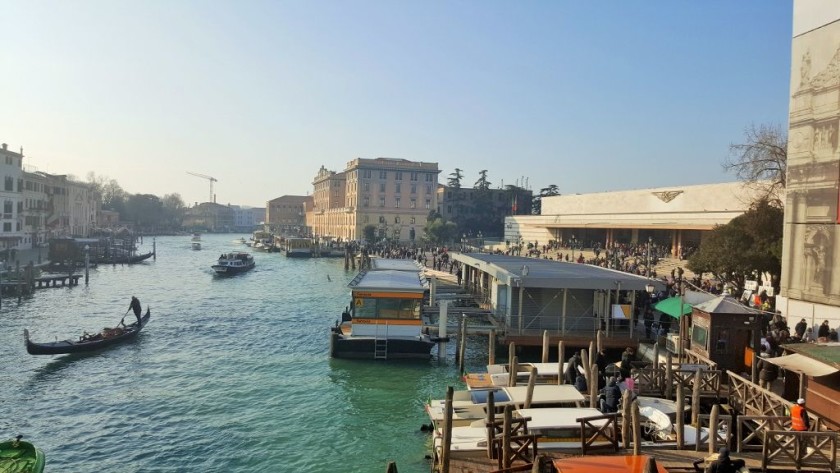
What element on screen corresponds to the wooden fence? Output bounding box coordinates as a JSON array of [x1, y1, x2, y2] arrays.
[[761, 430, 837, 472]]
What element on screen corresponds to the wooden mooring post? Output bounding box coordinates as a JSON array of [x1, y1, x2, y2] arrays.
[[541, 330, 549, 363], [621, 390, 631, 449], [440, 386, 453, 473], [556, 341, 565, 384], [708, 404, 719, 455], [691, 369, 702, 426], [665, 352, 674, 400], [524, 367, 537, 408], [676, 383, 685, 450], [509, 356, 518, 387], [457, 315, 467, 374], [488, 329, 496, 366], [589, 363, 598, 408], [631, 399, 641, 455]]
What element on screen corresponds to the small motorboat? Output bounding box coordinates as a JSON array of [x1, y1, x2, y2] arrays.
[[24, 308, 151, 355], [0, 436, 45, 473], [192, 241, 202, 250]]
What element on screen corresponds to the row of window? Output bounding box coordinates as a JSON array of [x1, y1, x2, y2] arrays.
[[358, 170, 435, 182], [360, 197, 431, 209]]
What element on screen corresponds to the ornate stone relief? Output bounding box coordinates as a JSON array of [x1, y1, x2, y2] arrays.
[[652, 190, 683, 203]]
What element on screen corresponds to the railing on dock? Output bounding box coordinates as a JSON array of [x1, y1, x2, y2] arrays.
[[762, 430, 837, 472], [633, 366, 721, 399], [693, 414, 732, 452], [577, 412, 620, 455], [726, 371, 837, 472]]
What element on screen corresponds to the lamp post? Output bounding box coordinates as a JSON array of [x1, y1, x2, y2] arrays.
[[518, 264, 529, 335], [647, 236, 652, 278], [477, 231, 483, 253], [571, 235, 575, 261], [462, 233, 466, 252]]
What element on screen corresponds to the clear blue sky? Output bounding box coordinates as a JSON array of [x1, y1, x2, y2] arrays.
[[0, 1, 792, 207]]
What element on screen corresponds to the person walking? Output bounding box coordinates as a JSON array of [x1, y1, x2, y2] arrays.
[[790, 398, 811, 432]]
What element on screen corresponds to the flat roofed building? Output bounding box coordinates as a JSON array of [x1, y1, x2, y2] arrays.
[[308, 157, 440, 242], [504, 181, 772, 257], [266, 195, 309, 235]]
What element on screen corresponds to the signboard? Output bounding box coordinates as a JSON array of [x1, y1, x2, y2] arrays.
[[611, 304, 631, 320]]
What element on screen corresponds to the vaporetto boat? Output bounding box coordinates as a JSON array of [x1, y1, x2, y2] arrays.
[[330, 259, 434, 359]]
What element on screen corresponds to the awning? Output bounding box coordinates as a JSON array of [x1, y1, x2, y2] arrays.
[[654, 297, 692, 319], [764, 353, 839, 377]]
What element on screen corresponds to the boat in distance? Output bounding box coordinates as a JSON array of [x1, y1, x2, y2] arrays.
[[0, 435, 45, 473], [211, 252, 255, 275], [24, 308, 151, 355]]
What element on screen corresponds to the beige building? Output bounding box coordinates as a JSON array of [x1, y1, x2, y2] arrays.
[[182, 202, 235, 232], [778, 2, 840, 328], [0, 143, 24, 251], [307, 157, 439, 242], [504, 181, 769, 255], [266, 195, 310, 234]]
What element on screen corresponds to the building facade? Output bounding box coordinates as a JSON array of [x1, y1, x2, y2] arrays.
[[230, 205, 264, 232], [503, 181, 769, 256], [307, 157, 439, 242], [0, 143, 24, 251], [182, 202, 235, 232], [436, 185, 532, 232], [778, 2, 840, 329], [22, 170, 50, 248], [266, 195, 309, 235]]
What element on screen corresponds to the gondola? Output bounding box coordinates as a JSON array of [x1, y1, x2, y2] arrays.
[[0, 435, 45, 473], [94, 251, 155, 265], [24, 308, 150, 355]]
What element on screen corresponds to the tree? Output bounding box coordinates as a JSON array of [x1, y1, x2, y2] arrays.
[[532, 184, 559, 215], [362, 224, 376, 242], [447, 168, 464, 188], [123, 194, 164, 230], [423, 216, 458, 245], [161, 193, 185, 230], [686, 198, 783, 291], [474, 170, 491, 190], [723, 123, 787, 204]]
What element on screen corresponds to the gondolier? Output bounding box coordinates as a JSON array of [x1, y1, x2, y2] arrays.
[[129, 296, 142, 325]]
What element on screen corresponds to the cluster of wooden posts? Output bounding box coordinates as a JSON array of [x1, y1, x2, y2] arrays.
[[441, 328, 838, 473]]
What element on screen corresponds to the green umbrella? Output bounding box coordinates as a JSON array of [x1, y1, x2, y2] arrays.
[[654, 296, 693, 319]]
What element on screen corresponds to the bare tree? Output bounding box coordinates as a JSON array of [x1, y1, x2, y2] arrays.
[[723, 123, 787, 204]]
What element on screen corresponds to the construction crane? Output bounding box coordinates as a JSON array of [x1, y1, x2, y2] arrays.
[[186, 171, 218, 203]]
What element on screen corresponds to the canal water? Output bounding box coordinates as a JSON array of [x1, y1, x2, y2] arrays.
[[0, 234, 490, 472]]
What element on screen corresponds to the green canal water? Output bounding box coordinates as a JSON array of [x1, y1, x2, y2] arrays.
[[0, 234, 491, 472]]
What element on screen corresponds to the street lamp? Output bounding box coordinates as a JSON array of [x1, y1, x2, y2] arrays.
[[462, 233, 466, 252], [647, 236, 653, 278], [518, 265, 529, 334], [571, 235, 575, 261]]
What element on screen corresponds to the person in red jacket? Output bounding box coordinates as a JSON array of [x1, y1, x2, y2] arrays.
[[790, 398, 811, 431]]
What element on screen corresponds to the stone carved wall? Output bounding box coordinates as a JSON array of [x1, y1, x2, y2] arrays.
[[782, 21, 840, 305]]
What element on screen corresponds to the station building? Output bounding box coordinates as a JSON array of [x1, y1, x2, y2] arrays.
[[502, 181, 769, 258]]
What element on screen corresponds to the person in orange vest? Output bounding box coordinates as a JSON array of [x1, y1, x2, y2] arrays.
[[790, 398, 811, 431]]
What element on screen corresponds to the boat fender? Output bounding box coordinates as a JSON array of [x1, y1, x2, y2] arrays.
[[419, 423, 433, 433]]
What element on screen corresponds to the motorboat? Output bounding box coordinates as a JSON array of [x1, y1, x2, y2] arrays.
[[211, 252, 255, 275]]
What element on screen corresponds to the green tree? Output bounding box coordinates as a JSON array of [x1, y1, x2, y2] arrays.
[[532, 184, 559, 214], [123, 194, 164, 231], [723, 123, 787, 204], [447, 168, 463, 188], [423, 216, 458, 245], [474, 170, 491, 190], [362, 224, 376, 242], [687, 199, 783, 291], [161, 193, 185, 230]]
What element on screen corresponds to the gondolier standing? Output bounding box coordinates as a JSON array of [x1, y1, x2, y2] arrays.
[[129, 296, 142, 326]]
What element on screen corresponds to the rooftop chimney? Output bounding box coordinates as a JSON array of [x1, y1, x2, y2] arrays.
[[1, 143, 7, 150]]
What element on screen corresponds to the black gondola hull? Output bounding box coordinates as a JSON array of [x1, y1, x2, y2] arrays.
[[24, 309, 150, 355]]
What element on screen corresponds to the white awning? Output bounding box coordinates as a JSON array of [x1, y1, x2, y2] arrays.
[[764, 353, 839, 377]]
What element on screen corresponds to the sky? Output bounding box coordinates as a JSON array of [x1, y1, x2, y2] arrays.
[[0, 1, 793, 208]]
